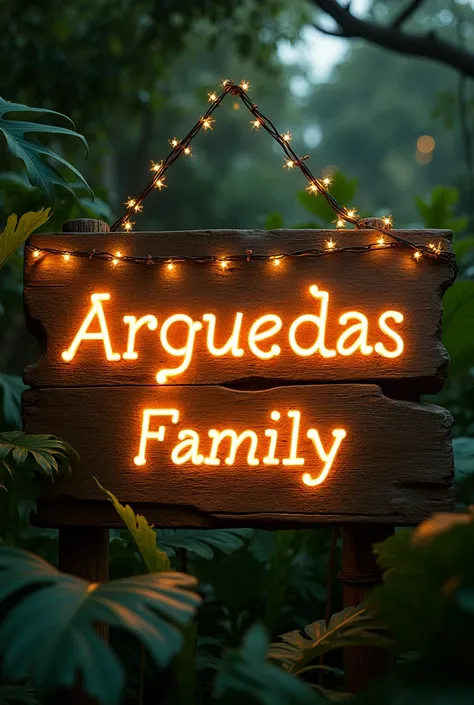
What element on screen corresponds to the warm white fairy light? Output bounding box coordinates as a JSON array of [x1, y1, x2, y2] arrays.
[[336, 219, 346, 228], [382, 216, 392, 227], [167, 261, 175, 271], [184, 146, 192, 156], [115, 251, 122, 258], [307, 182, 318, 193], [326, 239, 335, 250], [284, 159, 295, 170], [282, 132, 292, 142], [413, 250, 422, 260], [220, 259, 228, 269], [201, 117, 215, 131], [63, 253, 70, 262], [124, 221, 133, 231], [170, 137, 180, 148], [251, 119, 261, 130], [222, 79, 230, 87], [273, 257, 282, 267], [322, 176, 332, 188], [377, 236, 385, 246], [33, 249, 40, 258], [150, 161, 163, 173], [208, 92, 218, 102], [240, 80, 250, 91], [112, 257, 119, 266], [346, 209, 357, 219], [155, 178, 166, 190]]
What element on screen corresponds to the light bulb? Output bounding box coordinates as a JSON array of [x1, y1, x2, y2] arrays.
[[208, 92, 218, 102], [251, 119, 261, 130], [33, 250, 40, 258], [322, 176, 332, 187], [63, 253, 70, 262], [284, 160, 295, 169], [326, 240, 335, 250], [282, 132, 292, 142], [377, 236, 385, 246], [167, 261, 174, 271], [170, 137, 180, 148], [240, 80, 250, 91], [413, 251, 422, 260], [184, 146, 192, 156]]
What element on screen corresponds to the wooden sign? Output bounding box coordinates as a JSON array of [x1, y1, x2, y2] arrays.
[[23, 228, 456, 527]]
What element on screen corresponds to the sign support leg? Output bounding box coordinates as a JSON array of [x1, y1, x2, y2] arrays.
[[57, 527, 110, 705], [340, 524, 394, 693]]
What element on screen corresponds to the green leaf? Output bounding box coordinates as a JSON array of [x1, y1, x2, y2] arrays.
[[95, 479, 170, 572], [0, 547, 201, 705], [415, 186, 467, 231], [0, 431, 78, 478], [265, 211, 285, 229], [0, 209, 51, 268], [0, 97, 92, 201], [442, 281, 474, 378], [0, 681, 40, 705], [214, 624, 322, 705], [0, 374, 25, 428], [268, 606, 391, 673], [156, 528, 253, 560]]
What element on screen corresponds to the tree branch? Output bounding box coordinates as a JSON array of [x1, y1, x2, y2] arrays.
[[310, 0, 474, 78], [312, 22, 344, 37], [392, 0, 426, 29]]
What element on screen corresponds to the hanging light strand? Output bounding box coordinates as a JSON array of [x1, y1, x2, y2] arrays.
[[111, 80, 373, 232]]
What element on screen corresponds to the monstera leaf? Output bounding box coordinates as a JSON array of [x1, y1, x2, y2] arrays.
[[0, 97, 92, 201], [0, 209, 51, 268], [0, 548, 201, 705]]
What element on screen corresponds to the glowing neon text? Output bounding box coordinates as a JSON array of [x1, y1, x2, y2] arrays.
[[133, 407, 346, 487]]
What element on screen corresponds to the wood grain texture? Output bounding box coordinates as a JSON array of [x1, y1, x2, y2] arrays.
[[22, 384, 454, 527], [24, 229, 455, 393]]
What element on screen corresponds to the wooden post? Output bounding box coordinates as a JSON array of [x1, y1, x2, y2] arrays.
[[340, 524, 394, 693], [55, 218, 111, 705]]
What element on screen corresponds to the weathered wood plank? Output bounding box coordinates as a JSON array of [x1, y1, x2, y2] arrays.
[[24, 229, 455, 392], [22, 384, 454, 527]]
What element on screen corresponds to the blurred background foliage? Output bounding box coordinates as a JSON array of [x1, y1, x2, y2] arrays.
[[1, 0, 474, 703]]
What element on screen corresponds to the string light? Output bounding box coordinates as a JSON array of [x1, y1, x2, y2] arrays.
[[155, 178, 166, 190], [124, 221, 134, 231], [336, 219, 346, 229], [111, 80, 402, 235], [377, 236, 385, 246], [201, 117, 215, 131], [27, 240, 455, 271]]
